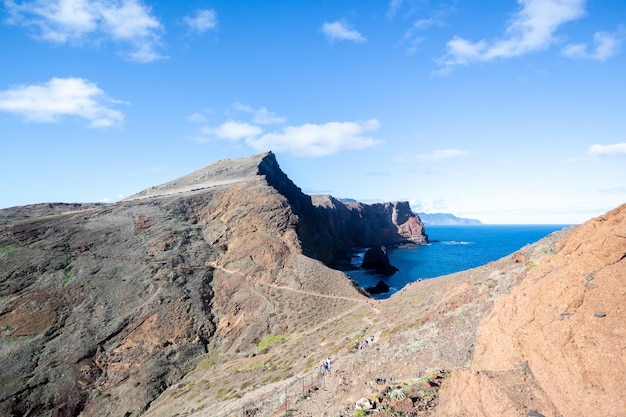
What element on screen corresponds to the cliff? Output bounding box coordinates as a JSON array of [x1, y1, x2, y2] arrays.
[[433, 204, 626, 417], [308, 195, 427, 265], [2, 151, 621, 417], [0, 152, 425, 417]]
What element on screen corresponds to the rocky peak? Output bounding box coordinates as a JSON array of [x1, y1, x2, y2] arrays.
[[256, 151, 312, 210]]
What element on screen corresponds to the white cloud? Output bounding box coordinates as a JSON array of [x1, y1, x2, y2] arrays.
[[246, 119, 381, 157], [5, 0, 164, 62], [202, 120, 263, 141], [562, 27, 625, 61], [0, 77, 124, 127], [588, 142, 626, 157], [396, 149, 470, 162], [4, 0, 97, 42], [231, 102, 286, 125], [321, 20, 366, 43], [232, 102, 253, 112], [187, 112, 206, 123], [183, 9, 217, 34], [387, 0, 403, 20], [439, 0, 586, 71], [195, 103, 379, 157], [403, 17, 440, 55], [252, 107, 286, 125]]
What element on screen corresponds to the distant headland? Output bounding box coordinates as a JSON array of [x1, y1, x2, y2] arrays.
[[416, 212, 482, 225]]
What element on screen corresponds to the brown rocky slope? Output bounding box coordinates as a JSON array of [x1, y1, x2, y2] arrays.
[[1, 151, 623, 417], [433, 204, 626, 417], [0, 152, 426, 417]]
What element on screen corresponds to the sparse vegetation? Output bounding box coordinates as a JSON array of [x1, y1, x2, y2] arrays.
[[389, 388, 405, 399], [0, 244, 17, 257], [256, 334, 287, 352], [419, 390, 435, 398], [354, 408, 367, 417], [63, 256, 75, 285]]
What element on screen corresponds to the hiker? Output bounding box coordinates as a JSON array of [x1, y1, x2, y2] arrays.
[[354, 340, 359, 350], [326, 357, 332, 373], [321, 358, 328, 374]]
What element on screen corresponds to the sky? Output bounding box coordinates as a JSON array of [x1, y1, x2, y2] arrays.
[[1, 0, 625, 224]]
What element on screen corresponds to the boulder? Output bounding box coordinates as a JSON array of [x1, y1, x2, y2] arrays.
[[361, 246, 398, 275], [355, 397, 373, 410]]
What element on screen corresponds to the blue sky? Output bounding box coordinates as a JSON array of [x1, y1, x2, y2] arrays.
[[1, 0, 625, 224]]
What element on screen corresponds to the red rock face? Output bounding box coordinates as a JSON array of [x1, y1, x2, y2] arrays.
[[435, 203, 626, 417], [397, 215, 428, 243]]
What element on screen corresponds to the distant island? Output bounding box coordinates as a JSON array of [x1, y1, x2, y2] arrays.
[[417, 212, 482, 226]]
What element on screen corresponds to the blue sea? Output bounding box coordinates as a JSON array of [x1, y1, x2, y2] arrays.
[[346, 224, 570, 299]]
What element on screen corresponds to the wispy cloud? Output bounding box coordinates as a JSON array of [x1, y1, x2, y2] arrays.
[[4, 0, 164, 62], [187, 112, 206, 123], [193, 103, 380, 156], [396, 149, 470, 162], [321, 20, 366, 43], [403, 15, 446, 55], [183, 9, 217, 34], [562, 26, 625, 61], [438, 0, 586, 72], [588, 142, 626, 157], [232, 102, 286, 125], [246, 119, 381, 157], [0, 77, 125, 127], [202, 120, 263, 141], [387, 0, 403, 20]]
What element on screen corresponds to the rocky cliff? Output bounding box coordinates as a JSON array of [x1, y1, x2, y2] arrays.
[[309, 195, 427, 265], [0, 152, 425, 417], [2, 151, 622, 417], [433, 204, 626, 417]]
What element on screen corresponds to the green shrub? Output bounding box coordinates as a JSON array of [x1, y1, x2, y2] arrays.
[[63, 260, 75, 284], [419, 390, 435, 398], [389, 388, 405, 399], [0, 244, 17, 257], [256, 334, 287, 351]]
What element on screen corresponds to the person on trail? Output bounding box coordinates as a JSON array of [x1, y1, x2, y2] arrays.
[[326, 357, 332, 374], [321, 358, 328, 374], [354, 340, 359, 350]]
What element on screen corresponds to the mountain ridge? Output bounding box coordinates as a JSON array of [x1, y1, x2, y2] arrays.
[[0, 152, 426, 416], [1, 152, 623, 417]]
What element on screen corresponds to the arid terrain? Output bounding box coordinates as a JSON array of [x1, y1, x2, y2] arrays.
[[1, 152, 624, 417]]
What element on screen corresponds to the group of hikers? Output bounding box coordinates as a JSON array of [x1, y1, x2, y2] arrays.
[[320, 335, 375, 376], [354, 335, 375, 350]]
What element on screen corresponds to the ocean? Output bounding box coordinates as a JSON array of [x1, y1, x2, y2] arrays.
[[345, 224, 570, 299]]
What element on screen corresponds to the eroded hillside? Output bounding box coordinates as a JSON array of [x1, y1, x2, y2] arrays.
[[2, 152, 622, 417], [0, 152, 427, 417], [434, 204, 626, 417]]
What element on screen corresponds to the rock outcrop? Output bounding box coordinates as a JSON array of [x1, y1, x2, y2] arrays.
[[434, 204, 626, 417], [3, 150, 621, 417], [309, 195, 427, 265], [361, 246, 398, 275]]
